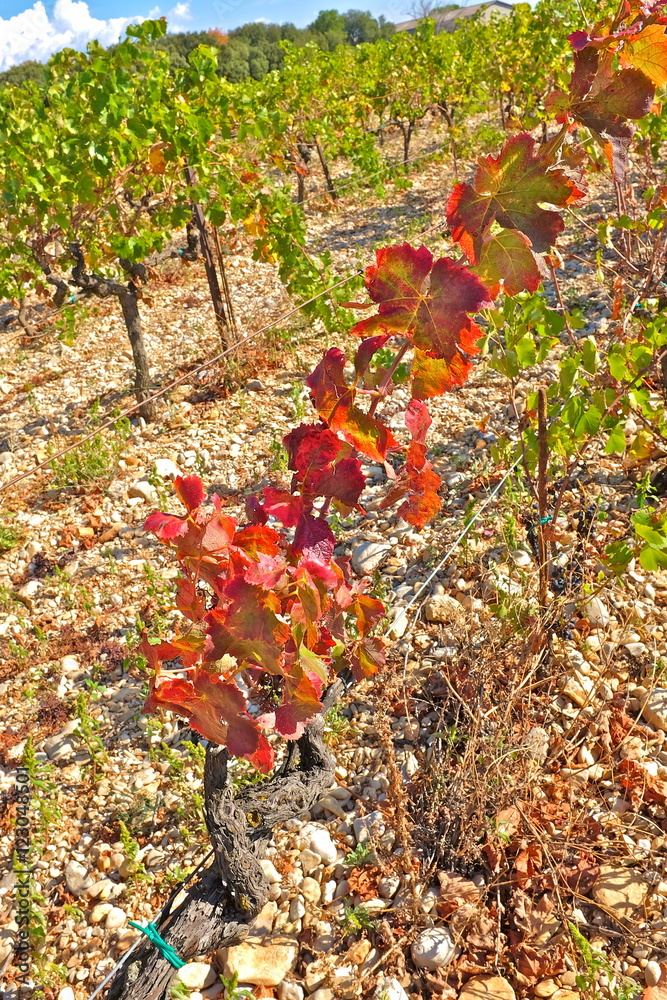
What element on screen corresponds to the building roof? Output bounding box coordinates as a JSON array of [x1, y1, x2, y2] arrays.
[[395, 2, 514, 34]]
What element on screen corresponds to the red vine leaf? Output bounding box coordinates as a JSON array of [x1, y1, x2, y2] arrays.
[[352, 594, 387, 635], [446, 134, 583, 257], [551, 43, 655, 180], [175, 474, 206, 511], [349, 245, 490, 393], [474, 230, 545, 296], [306, 349, 398, 462], [145, 670, 273, 772], [378, 400, 442, 527], [411, 348, 473, 400]]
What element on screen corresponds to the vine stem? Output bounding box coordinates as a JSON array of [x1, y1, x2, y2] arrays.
[[548, 261, 578, 346], [368, 340, 410, 418]]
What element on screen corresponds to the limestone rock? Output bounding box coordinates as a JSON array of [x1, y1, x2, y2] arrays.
[[219, 936, 298, 986], [57, 989, 76, 1000], [645, 961, 662, 987], [424, 594, 466, 625], [458, 975, 516, 1000], [351, 541, 392, 576], [411, 927, 455, 970], [278, 984, 305, 1000], [128, 478, 157, 503], [301, 824, 338, 864], [642, 688, 667, 732], [104, 906, 126, 931], [64, 860, 94, 897], [583, 596, 610, 627], [153, 458, 182, 481], [259, 859, 282, 885], [175, 963, 217, 990], [592, 865, 647, 918], [374, 978, 409, 1000]]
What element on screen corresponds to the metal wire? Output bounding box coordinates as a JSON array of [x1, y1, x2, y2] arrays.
[[86, 850, 214, 1000]]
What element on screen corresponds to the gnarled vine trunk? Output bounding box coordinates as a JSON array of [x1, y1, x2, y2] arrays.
[[104, 704, 337, 1000]]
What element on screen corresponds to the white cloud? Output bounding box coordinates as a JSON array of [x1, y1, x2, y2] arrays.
[[0, 0, 144, 72], [167, 0, 190, 28]]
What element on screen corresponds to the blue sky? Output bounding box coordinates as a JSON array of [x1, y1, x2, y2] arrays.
[[0, 0, 414, 72]]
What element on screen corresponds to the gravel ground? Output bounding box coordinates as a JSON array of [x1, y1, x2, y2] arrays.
[[1, 121, 667, 1000]]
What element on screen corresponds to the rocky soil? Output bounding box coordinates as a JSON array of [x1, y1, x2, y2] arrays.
[[1, 121, 667, 1000]]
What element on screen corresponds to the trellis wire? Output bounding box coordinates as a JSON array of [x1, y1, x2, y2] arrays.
[[86, 850, 214, 1000]]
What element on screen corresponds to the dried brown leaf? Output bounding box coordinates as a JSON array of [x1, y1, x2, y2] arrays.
[[437, 871, 482, 917]]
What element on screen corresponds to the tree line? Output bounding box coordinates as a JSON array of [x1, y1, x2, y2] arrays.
[[0, 9, 396, 88]]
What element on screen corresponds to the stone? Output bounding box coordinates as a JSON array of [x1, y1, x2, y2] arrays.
[[533, 980, 560, 998], [245, 379, 264, 391], [153, 458, 182, 481], [353, 810, 386, 844], [308, 991, 334, 1000], [300, 877, 321, 904], [592, 865, 648, 919], [510, 549, 533, 568], [645, 961, 662, 987], [642, 688, 667, 732], [175, 963, 217, 990], [128, 479, 157, 503], [458, 976, 516, 1000], [289, 895, 306, 921], [0, 928, 15, 966], [351, 541, 392, 576], [58, 989, 76, 1000], [300, 848, 322, 874], [424, 594, 466, 624], [583, 596, 611, 627], [104, 907, 126, 931], [302, 825, 338, 864], [86, 878, 116, 900], [89, 903, 113, 924], [220, 937, 299, 986], [562, 672, 595, 707], [64, 860, 94, 897], [524, 726, 550, 765], [374, 977, 409, 1000], [259, 859, 282, 885], [411, 927, 455, 970], [44, 736, 76, 761], [278, 984, 305, 1000], [378, 875, 400, 898]]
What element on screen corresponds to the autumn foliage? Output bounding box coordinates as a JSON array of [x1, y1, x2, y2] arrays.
[[141, 0, 667, 768]]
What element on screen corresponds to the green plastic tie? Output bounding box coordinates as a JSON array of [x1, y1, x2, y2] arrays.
[[539, 515, 552, 524], [127, 921, 186, 969]]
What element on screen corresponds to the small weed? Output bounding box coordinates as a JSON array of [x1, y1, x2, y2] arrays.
[[63, 903, 85, 922], [341, 903, 375, 933], [219, 972, 254, 1000], [324, 705, 354, 745], [344, 842, 376, 866], [162, 863, 195, 886], [170, 982, 190, 1000], [49, 415, 131, 486], [568, 922, 641, 999], [0, 511, 22, 554], [269, 439, 287, 471], [21, 737, 62, 848], [76, 691, 109, 770], [118, 819, 151, 882]]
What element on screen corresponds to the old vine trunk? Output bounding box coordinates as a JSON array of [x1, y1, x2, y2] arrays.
[[105, 704, 337, 1000]]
